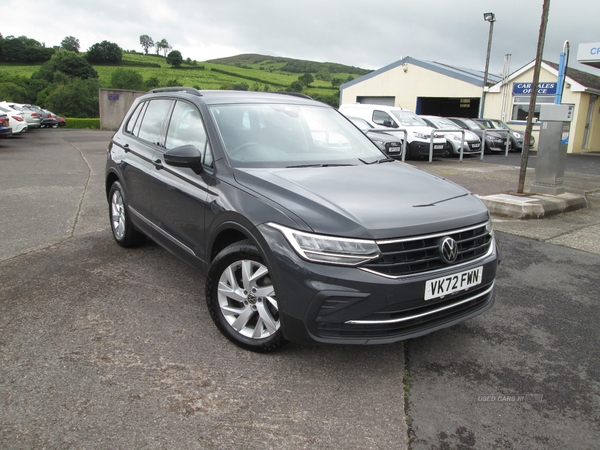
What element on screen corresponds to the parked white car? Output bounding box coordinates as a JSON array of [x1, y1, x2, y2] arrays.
[[338, 104, 447, 159], [0, 104, 28, 134]]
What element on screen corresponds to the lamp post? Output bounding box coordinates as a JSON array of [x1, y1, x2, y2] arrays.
[[479, 12, 496, 118]]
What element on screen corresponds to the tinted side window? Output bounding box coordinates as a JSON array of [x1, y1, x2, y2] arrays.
[[165, 101, 213, 167], [125, 101, 144, 134], [132, 102, 148, 136], [137, 99, 172, 145], [372, 110, 398, 128]]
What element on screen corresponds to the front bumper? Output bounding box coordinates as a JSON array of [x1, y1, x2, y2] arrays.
[[258, 224, 499, 345], [485, 138, 511, 152], [450, 139, 482, 155], [409, 140, 447, 157]]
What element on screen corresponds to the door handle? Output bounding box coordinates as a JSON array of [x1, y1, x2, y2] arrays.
[[123, 143, 129, 152]]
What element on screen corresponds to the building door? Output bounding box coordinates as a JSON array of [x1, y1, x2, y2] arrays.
[[583, 96, 596, 149], [356, 96, 395, 106], [417, 97, 480, 117]]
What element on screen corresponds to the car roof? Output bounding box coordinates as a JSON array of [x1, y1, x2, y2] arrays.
[[143, 88, 322, 107], [340, 104, 406, 112]]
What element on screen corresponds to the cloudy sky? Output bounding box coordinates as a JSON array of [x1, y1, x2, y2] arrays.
[[4, 0, 599, 75]]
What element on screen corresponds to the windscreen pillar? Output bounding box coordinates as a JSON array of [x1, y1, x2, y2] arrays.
[[530, 104, 574, 195]]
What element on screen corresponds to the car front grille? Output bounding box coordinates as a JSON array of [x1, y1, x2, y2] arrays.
[[361, 223, 492, 278]]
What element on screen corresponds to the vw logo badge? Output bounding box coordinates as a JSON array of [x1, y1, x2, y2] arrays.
[[440, 237, 458, 263]]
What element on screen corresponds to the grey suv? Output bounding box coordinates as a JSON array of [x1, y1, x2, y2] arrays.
[[106, 88, 499, 352]]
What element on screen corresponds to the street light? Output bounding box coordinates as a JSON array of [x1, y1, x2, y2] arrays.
[[479, 12, 496, 118]]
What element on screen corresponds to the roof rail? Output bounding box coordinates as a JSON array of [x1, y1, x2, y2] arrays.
[[149, 87, 202, 96], [274, 92, 314, 100]]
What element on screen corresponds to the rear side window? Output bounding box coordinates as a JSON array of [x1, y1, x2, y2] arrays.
[[137, 99, 172, 145], [125, 101, 145, 134]]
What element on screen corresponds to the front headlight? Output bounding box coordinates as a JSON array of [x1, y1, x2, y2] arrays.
[[268, 223, 381, 265], [413, 132, 428, 139], [513, 132, 522, 138], [486, 220, 494, 238]]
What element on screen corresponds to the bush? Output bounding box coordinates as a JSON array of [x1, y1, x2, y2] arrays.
[[166, 50, 183, 68], [63, 118, 100, 129], [86, 41, 123, 64], [42, 77, 101, 118], [0, 35, 55, 63], [119, 60, 161, 68], [290, 81, 304, 92], [110, 68, 144, 90], [144, 77, 160, 90], [0, 81, 30, 103], [33, 51, 98, 82]]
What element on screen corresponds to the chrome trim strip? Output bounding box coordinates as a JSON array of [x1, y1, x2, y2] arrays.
[[359, 235, 495, 280], [346, 282, 495, 325], [129, 207, 196, 256], [377, 221, 489, 245]]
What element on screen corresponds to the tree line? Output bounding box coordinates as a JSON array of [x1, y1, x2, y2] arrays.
[[0, 33, 193, 118]]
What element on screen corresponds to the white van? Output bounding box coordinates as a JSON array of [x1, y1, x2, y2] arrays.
[[339, 104, 447, 159]]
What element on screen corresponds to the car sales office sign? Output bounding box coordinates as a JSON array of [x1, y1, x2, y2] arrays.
[[513, 82, 557, 95]]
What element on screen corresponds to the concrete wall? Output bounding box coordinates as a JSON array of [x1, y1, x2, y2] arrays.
[[340, 64, 482, 111], [99, 89, 145, 131]]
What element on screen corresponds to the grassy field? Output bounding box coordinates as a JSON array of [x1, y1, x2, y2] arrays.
[[0, 52, 357, 99]]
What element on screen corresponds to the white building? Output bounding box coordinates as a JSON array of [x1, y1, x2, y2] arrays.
[[340, 56, 600, 153]]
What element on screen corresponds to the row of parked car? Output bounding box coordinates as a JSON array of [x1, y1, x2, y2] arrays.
[[0, 101, 66, 138], [338, 104, 534, 160]]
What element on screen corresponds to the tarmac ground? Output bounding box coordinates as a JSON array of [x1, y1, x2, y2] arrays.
[[1, 130, 599, 449]]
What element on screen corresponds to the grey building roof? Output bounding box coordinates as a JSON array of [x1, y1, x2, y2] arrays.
[[544, 60, 600, 92], [341, 56, 502, 91]]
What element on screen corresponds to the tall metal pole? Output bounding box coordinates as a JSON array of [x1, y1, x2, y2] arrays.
[[479, 14, 495, 118], [517, 0, 551, 194], [555, 41, 570, 104]]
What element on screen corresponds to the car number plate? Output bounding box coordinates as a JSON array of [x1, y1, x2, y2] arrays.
[[434, 144, 444, 150], [472, 143, 481, 148], [388, 147, 401, 152], [424, 267, 483, 300]]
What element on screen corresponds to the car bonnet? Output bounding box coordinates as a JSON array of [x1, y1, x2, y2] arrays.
[[233, 163, 488, 239]]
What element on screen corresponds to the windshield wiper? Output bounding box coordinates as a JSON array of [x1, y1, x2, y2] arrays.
[[358, 157, 395, 165], [285, 163, 354, 168]]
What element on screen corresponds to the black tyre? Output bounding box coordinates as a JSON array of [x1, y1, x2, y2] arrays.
[[108, 181, 145, 248], [206, 240, 288, 353]]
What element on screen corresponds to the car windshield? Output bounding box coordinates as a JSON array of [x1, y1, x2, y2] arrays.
[[348, 116, 374, 132], [210, 104, 385, 168], [426, 117, 461, 130], [491, 120, 510, 130], [390, 110, 428, 126], [462, 119, 486, 131]]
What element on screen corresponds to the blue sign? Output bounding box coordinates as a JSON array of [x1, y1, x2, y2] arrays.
[[108, 93, 120, 101], [513, 82, 557, 95]]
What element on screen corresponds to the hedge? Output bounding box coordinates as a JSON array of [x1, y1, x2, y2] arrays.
[[63, 118, 101, 129]]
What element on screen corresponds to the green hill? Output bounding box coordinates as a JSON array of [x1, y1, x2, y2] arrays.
[[0, 52, 371, 109], [207, 53, 371, 76]]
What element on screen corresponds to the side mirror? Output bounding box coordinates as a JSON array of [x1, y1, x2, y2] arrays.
[[164, 144, 203, 174], [382, 120, 398, 128]]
